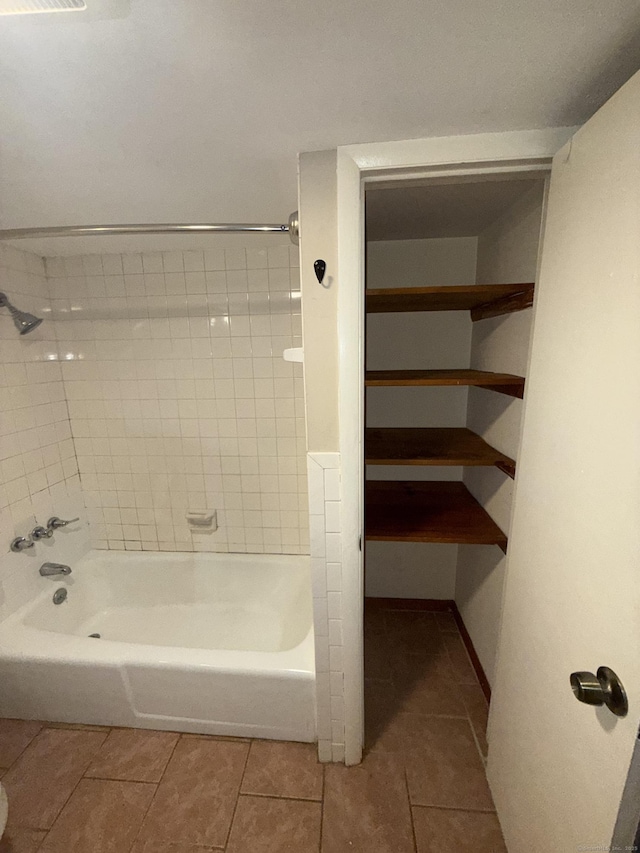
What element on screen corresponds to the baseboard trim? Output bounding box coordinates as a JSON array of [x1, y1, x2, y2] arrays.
[[364, 597, 454, 612], [451, 602, 492, 703], [364, 596, 492, 702]]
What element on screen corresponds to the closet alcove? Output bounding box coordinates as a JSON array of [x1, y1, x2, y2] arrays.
[[363, 173, 547, 724]]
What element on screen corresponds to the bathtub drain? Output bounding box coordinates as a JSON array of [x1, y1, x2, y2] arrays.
[[88, 633, 101, 638]]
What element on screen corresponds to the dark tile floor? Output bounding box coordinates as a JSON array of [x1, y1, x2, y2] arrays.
[[0, 601, 506, 852], [362, 600, 506, 852]]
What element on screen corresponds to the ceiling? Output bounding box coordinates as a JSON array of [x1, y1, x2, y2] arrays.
[[366, 178, 545, 240], [1, 0, 640, 236]]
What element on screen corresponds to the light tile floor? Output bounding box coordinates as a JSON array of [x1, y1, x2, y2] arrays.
[[0, 601, 507, 852]]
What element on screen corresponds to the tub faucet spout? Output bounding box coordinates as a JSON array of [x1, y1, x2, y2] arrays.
[[39, 562, 72, 577]]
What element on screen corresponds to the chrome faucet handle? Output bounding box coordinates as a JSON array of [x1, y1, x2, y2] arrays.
[[39, 562, 72, 577], [31, 525, 53, 541], [10, 536, 34, 553], [46, 517, 80, 531]]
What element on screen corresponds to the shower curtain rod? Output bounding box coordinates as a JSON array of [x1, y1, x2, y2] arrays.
[[0, 211, 300, 245]]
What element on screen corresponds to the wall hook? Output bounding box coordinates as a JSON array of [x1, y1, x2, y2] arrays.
[[314, 259, 327, 285]]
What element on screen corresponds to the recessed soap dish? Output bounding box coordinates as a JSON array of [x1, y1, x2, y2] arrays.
[[186, 510, 218, 532]]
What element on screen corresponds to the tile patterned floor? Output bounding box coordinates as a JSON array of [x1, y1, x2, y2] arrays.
[[0, 601, 506, 852]]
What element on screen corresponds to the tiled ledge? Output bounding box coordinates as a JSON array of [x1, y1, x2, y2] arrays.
[[307, 452, 344, 763]]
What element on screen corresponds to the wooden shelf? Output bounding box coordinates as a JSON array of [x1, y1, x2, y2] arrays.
[[365, 369, 525, 398], [366, 283, 534, 320], [365, 427, 515, 476], [365, 481, 507, 552]]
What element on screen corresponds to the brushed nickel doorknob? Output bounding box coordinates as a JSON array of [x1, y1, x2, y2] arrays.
[[570, 667, 628, 717]]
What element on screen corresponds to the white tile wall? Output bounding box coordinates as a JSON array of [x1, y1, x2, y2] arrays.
[[0, 245, 82, 549], [46, 242, 308, 555], [0, 244, 87, 617], [307, 451, 344, 763]]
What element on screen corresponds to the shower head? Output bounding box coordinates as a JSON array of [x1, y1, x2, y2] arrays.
[[0, 292, 43, 335]]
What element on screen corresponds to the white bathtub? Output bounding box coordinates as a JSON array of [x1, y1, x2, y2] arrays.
[[0, 550, 316, 742]]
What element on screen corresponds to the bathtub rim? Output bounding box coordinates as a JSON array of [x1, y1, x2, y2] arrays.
[[0, 548, 315, 678]]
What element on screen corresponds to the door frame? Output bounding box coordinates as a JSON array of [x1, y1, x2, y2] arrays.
[[335, 127, 576, 765]]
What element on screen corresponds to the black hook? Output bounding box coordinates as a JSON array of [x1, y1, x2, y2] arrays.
[[314, 259, 327, 285]]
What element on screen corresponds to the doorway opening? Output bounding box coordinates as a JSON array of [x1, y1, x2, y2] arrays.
[[361, 172, 548, 791]]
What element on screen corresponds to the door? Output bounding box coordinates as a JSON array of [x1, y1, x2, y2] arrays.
[[487, 70, 640, 851]]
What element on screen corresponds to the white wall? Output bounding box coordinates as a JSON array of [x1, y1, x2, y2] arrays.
[[299, 150, 340, 453], [298, 151, 348, 763], [365, 237, 477, 599], [455, 182, 546, 684]]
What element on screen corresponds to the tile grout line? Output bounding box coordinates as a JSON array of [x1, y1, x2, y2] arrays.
[[396, 711, 473, 721], [44, 722, 110, 733], [0, 723, 43, 777], [411, 802, 498, 815], [236, 789, 324, 804], [381, 608, 418, 852], [180, 733, 251, 743], [466, 716, 489, 769], [29, 725, 111, 847], [123, 730, 182, 853], [221, 736, 253, 851], [404, 764, 419, 853], [318, 763, 326, 853], [442, 630, 490, 766]]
